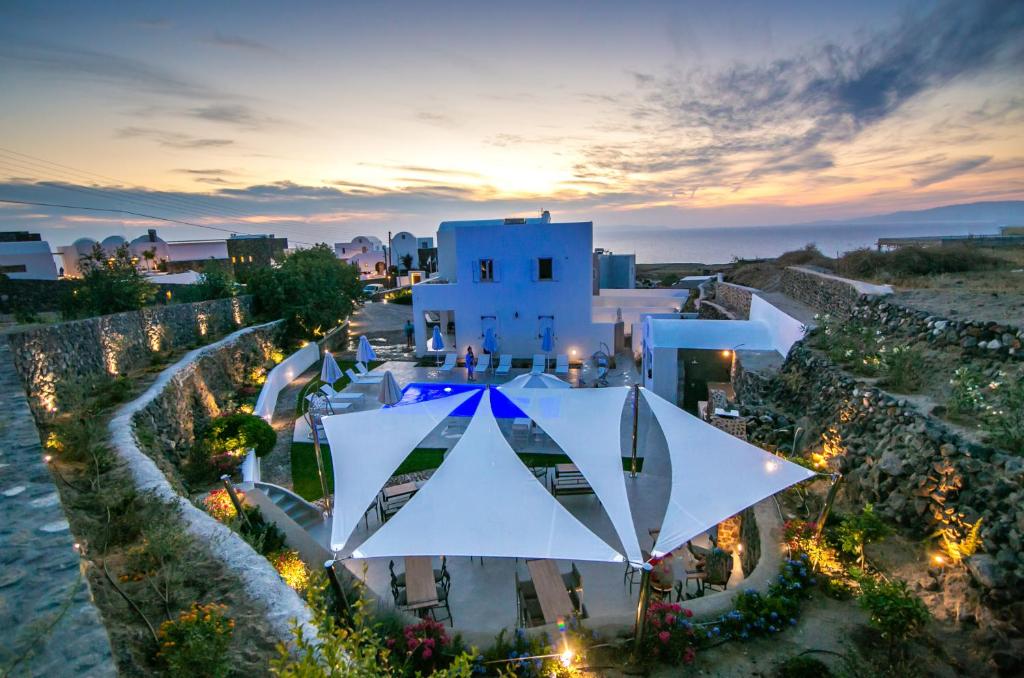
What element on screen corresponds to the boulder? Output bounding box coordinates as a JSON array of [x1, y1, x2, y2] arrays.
[[967, 554, 1008, 589]]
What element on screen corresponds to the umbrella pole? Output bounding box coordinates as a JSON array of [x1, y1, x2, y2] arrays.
[[630, 384, 640, 478], [311, 414, 332, 516], [632, 566, 652, 655]]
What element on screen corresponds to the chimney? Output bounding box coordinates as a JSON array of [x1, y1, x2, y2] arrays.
[[541, 210, 551, 223], [147, 228, 157, 242]]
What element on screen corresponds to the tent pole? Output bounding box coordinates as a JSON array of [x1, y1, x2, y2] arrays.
[[632, 566, 651, 655], [630, 384, 640, 478], [312, 414, 333, 516], [324, 559, 352, 623], [220, 474, 252, 529], [814, 473, 842, 540]]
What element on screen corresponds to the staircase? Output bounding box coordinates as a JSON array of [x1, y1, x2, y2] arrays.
[[253, 482, 325, 530]]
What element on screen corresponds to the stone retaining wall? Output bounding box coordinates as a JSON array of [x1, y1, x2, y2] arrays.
[[0, 338, 116, 677], [854, 296, 1022, 360], [697, 300, 735, 320], [8, 296, 253, 420], [779, 267, 891, 319], [737, 343, 1024, 632], [714, 282, 755, 319]]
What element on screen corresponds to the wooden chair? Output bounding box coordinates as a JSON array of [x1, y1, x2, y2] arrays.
[[515, 572, 544, 628]]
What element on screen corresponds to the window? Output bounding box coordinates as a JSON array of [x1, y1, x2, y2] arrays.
[[537, 257, 553, 280], [479, 258, 494, 281], [231, 256, 237, 264], [0, 264, 27, 273]]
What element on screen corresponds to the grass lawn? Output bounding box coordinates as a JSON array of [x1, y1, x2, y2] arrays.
[[291, 441, 643, 501], [295, 359, 384, 416]]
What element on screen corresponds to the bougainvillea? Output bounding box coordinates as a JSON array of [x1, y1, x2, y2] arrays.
[[642, 601, 697, 664]]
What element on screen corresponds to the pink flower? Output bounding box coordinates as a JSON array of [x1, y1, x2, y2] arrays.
[[684, 608, 693, 618], [683, 647, 696, 663], [670, 603, 681, 613], [407, 638, 419, 651], [386, 638, 395, 648], [658, 631, 671, 644], [422, 648, 433, 660], [424, 638, 435, 648]]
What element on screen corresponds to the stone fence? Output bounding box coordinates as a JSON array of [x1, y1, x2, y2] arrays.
[[779, 266, 892, 319], [714, 281, 756, 319], [737, 344, 1024, 631], [854, 296, 1022, 360], [8, 296, 253, 420]]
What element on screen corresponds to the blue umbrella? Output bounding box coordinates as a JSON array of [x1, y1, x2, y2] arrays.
[[431, 325, 445, 365], [483, 327, 498, 354], [356, 335, 377, 364]]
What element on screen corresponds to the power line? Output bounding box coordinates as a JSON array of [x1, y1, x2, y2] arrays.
[[0, 197, 317, 245]]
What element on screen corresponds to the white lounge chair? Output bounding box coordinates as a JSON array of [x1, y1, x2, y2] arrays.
[[438, 353, 458, 372], [345, 367, 384, 384], [555, 354, 569, 375], [495, 354, 513, 375], [476, 354, 490, 372], [530, 354, 546, 374], [319, 385, 365, 401], [355, 362, 370, 374]]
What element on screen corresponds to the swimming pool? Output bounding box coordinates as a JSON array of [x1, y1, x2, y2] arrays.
[[391, 383, 527, 418]]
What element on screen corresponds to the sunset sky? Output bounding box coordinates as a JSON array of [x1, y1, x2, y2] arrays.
[[1, 0, 1022, 246]]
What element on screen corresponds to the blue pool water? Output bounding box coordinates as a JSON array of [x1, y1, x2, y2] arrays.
[[391, 383, 527, 418]]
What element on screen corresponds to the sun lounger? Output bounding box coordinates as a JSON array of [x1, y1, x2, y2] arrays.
[[304, 393, 353, 413], [495, 354, 513, 375], [476, 354, 490, 372], [319, 385, 365, 401], [530, 354, 545, 374], [438, 353, 458, 372], [555, 354, 569, 375], [345, 367, 384, 384], [355, 362, 370, 374]]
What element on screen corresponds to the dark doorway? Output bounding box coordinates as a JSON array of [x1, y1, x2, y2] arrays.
[[678, 349, 732, 414]]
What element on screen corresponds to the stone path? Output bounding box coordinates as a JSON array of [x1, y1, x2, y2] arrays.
[[0, 338, 116, 677]]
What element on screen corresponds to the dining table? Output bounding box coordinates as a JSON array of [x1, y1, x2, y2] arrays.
[[526, 559, 575, 624], [403, 556, 439, 611]]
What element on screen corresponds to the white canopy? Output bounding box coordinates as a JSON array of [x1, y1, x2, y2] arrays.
[[641, 388, 816, 557], [503, 372, 571, 389], [501, 386, 644, 564], [353, 389, 623, 563], [323, 390, 475, 552]]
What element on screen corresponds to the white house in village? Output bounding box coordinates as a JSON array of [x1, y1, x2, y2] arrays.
[[413, 213, 618, 359], [391, 232, 433, 271], [335, 236, 387, 278], [0, 233, 58, 279]]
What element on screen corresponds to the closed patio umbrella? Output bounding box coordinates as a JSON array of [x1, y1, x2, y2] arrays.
[[483, 327, 498, 354], [321, 351, 343, 385], [356, 335, 377, 364], [431, 325, 445, 365], [378, 371, 402, 406], [541, 326, 553, 367]]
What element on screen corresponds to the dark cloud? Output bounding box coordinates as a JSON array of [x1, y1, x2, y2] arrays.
[[172, 168, 237, 176], [116, 127, 234, 149], [913, 156, 992, 188], [205, 32, 279, 55]]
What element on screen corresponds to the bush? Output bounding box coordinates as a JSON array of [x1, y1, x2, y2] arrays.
[[881, 345, 925, 392], [387, 619, 453, 674], [74, 243, 156, 317], [717, 556, 815, 641], [776, 654, 833, 678], [948, 366, 986, 415], [836, 246, 1004, 280], [188, 413, 276, 485], [641, 601, 697, 665], [388, 288, 413, 305], [157, 602, 234, 678], [983, 375, 1024, 452], [176, 265, 237, 303], [835, 504, 890, 567], [857, 577, 929, 659], [202, 488, 241, 523], [237, 504, 287, 555], [91, 375, 133, 409], [270, 549, 312, 593]]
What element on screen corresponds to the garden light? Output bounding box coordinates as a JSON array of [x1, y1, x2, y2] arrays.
[[560, 646, 574, 668], [43, 454, 52, 463], [932, 554, 946, 566]]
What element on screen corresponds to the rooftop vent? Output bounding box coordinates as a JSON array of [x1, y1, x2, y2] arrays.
[[503, 217, 527, 225]]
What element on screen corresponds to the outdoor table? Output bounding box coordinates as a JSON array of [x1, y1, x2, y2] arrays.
[[526, 559, 575, 624], [403, 556, 439, 610], [383, 481, 418, 501]]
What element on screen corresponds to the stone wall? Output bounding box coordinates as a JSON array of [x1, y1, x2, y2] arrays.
[[737, 344, 1024, 632], [697, 300, 735, 320], [0, 277, 198, 314], [0, 338, 116, 676], [131, 324, 278, 493], [855, 296, 1022, 360], [8, 296, 253, 420], [714, 282, 755, 319], [779, 266, 890, 319]]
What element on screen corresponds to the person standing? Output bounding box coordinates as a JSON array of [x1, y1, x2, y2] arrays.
[[465, 346, 476, 381], [403, 319, 414, 348]]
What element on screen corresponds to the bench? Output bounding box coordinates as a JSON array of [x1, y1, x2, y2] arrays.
[[551, 463, 593, 496]]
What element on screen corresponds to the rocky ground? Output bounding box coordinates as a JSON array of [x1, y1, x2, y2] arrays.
[[891, 285, 1024, 329]]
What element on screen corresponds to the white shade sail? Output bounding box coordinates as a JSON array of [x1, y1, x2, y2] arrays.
[[640, 388, 816, 557], [503, 373, 571, 389], [501, 386, 643, 564], [353, 389, 624, 563], [324, 390, 475, 552]]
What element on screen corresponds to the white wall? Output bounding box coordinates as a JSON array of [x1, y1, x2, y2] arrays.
[[168, 240, 229, 261], [391, 232, 419, 269], [748, 294, 808, 356], [414, 220, 612, 358], [0, 241, 58, 279]]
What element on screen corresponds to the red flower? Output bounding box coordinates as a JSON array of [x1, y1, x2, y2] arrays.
[[670, 603, 681, 613], [658, 631, 671, 644], [665, 614, 676, 624], [684, 608, 693, 618], [684, 647, 696, 663], [422, 648, 433, 660]]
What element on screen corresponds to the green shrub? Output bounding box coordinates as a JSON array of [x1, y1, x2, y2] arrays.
[[857, 577, 929, 659], [237, 505, 287, 556], [387, 288, 413, 305], [186, 413, 276, 486], [776, 655, 833, 678], [948, 366, 986, 415], [836, 246, 1004, 280], [881, 345, 924, 392], [91, 375, 133, 409], [835, 504, 890, 567], [983, 375, 1024, 453], [157, 602, 234, 678]]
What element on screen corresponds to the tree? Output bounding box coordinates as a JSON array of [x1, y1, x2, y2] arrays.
[[248, 244, 363, 340], [179, 263, 237, 302], [75, 243, 155, 317], [142, 247, 157, 271], [399, 253, 413, 273]]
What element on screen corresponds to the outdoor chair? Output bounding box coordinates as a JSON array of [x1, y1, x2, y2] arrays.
[[677, 547, 732, 599], [530, 354, 546, 374], [438, 353, 458, 372], [304, 393, 351, 414], [388, 558, 446, 588], [318, 385, 365, 401], [514, 572, 545, 628], [475, 353, 490, 372], [355, 362, 371, 374], [345, 368, 384, 384], [555, 354, 569, 375], [495, 354, 513, 375]]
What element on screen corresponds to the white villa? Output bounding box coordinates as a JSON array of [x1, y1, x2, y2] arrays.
[[335, 235, 387, 278]]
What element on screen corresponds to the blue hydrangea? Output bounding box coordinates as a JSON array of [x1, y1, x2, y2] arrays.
[[789, 618, 797, 626], [712, 626, 721, 635]]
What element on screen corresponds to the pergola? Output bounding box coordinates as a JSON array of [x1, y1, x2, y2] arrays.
[[322, 384, 814, 566]]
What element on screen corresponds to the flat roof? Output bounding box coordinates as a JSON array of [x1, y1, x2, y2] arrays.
[[647, 317, 775, 351]]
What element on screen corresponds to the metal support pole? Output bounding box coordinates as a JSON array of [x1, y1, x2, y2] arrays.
[[324, 560, 352, 622], [311, 411, 333, 516], [220, 475, 252, 529], [630, 384, 640, 478], [814, 473, 842, 540], [632, 566, 652, 655]]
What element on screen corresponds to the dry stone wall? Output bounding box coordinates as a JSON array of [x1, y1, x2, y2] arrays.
[[8, 296, 253, 420], [714, 282, 755, 319], [779, 267, 886, 319]]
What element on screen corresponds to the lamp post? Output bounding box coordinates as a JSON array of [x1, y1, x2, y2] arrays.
[[307, 394, 333, 516]]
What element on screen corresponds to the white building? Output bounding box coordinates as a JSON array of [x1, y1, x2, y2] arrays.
[[0, 233, 58, 280], [593, 249, 636, 290], [335, 235, 387, 278], [413, 213, 617, 359], [639, 294, 807, 405], [390, 231, 434, 272]]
